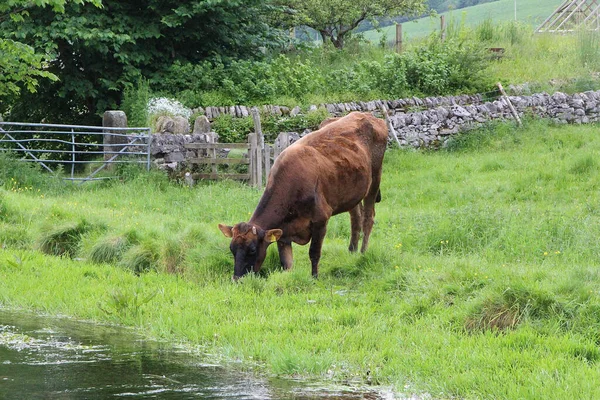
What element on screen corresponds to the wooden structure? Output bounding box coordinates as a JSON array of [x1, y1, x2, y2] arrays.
[[536, 0, 600, 33], [185, 141, 252, 182], [185, 108, 295, 187]]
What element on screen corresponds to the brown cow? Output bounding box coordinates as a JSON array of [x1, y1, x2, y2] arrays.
[[218, 112, 388, 280]]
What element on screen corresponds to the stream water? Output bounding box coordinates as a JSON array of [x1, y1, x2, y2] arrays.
[[0, 309, 393, 399]]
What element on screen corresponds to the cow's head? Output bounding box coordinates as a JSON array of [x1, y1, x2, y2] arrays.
[[218, 222, 282, 280]]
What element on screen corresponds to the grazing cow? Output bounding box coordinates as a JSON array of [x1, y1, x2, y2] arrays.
[[219, 112, 388, 280]]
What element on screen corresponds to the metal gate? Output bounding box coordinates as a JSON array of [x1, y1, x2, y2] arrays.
[[0, 122, 151, 183]]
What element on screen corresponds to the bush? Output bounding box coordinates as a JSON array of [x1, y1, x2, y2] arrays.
[[121, 78, 151, 127], [147, 36, 493, 110]]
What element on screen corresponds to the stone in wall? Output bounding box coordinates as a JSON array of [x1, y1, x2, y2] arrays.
[[151, 132, 218, 172], [193, 115, 211, 134], [155, 115, 190, 134]]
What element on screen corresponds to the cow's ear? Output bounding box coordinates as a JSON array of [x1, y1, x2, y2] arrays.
[[218, 224, 234, 238], [264, 229, 283, 243]]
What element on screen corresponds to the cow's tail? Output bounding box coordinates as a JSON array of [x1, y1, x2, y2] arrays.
[[376, 189, 382, 203]]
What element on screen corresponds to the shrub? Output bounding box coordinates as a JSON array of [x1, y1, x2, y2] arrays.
[[121, 78, 151, 127], [211, 115, 255, 143], [145, 34, 492, 110]]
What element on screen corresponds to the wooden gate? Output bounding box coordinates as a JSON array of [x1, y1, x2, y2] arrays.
[[185, 108, 294, 188]]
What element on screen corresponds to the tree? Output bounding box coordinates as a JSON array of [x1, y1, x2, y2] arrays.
[[1, 0, 285, 123], [0, 0, 101, 108], [279, 0, 426, 49]]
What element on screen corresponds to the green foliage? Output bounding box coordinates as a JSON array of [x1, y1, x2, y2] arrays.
[[121, 79, 151, 128], [403, 32, 492, 95], [155, 55, 323, 107], [260, 108, 330, 140], [0, 39, 58, 99], [1, 0, 287, 123], [212, 108, 331, 143], [279, 0, 427, 48], [211, 115, 255, 143], [0, 1, 101, 110], [155, 34, 492, 110]]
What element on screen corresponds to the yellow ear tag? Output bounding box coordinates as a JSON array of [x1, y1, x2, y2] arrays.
[[269, 234, 276, 242]]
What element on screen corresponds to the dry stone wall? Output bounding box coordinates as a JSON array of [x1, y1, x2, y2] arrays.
[[147, 90, 600, 172], [193, 94, 485, 120], [391, 90, 600, 148]]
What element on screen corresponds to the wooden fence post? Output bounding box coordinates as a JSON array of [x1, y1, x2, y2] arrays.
[[395, 24, 403, 53], [207, 131, 217, 175], [264, 143, 271, 182], [379, 104, 402, 148], [250, 107, 263, 189], [274, 132, 290, 160], [497, 82, 522, 126], [248, 132, 257, 187], [440, 15, 447, 42]]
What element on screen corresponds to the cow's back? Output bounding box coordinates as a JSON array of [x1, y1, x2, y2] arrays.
[[269, 112, 387, 214]]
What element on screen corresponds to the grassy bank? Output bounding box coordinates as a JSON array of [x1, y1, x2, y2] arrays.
[[364, 0, 564, 41], [2, 119, 600, 398]]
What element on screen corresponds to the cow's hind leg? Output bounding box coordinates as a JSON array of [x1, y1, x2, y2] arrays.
[[278, 240, 293, 270], [348, 203, 363, 253], [309, 221, 328, 278], [361, 179, 382, 254]]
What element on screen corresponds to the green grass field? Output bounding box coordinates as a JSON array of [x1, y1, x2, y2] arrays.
[[2, 119, 600, 398], [364, 0, 565, 42]]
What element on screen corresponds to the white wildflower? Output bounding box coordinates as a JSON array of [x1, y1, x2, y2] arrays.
[[147, 97, 192, 119]]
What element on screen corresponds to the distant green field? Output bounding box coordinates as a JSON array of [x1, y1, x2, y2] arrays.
[[364, 0, 565, 42]]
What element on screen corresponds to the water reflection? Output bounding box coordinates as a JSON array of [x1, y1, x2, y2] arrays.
[[0, 310, 392, 399]]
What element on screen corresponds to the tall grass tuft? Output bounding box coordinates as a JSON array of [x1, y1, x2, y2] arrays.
[[577, 30, 600, 69], [0, 151, 65, 193], [569, 155, 597, 175], [475, 18, 498, 42], [88, 234, 132, 264], [0, 195, 9, 221], [120, 242, 160, 274], [501, 21, 530, 46], [0, 223, 30, 249], [38, 220, 95, 257], [160, 237, 186, 274], [465, 285, 565, 332]]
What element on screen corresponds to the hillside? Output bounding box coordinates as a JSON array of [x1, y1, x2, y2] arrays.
[[364, 0, 565, 42]]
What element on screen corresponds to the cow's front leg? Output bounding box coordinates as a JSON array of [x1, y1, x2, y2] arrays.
[[277, 240, 293, 270], [309, 222, 327, 278]]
